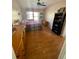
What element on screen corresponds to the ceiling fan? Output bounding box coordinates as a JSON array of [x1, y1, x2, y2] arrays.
[[37, 0, 46, 6]]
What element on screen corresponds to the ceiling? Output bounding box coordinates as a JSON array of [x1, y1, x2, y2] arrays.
[[16, 0, 65, 9]]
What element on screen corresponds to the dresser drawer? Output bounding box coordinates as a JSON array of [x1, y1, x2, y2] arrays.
[[17, 55, 26, 59], [12, 25, 26, 59]]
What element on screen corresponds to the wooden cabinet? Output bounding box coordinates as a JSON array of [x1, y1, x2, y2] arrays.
[[12, 25, 26, 59]]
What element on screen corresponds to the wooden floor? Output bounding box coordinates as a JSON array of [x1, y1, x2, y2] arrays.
[[23, 26, 64, 59]]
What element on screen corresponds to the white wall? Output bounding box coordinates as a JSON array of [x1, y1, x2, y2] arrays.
[[12, 0, 22, 24], [12, 48, 16, 59], [45, 1, 66, 37], [12, 10, 22, 24], [12, 0, 21, 11]]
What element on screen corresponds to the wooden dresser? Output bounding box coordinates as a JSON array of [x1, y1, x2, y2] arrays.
[[12, 25, 26, 59]]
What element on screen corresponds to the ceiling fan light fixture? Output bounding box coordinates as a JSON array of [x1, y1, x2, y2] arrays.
[[37, 2, 41, 5], [37, 0, 46, 6]]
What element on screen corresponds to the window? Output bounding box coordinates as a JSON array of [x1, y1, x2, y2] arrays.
[[34, 12, 39, 21], [26, 11, 40, 21], [26, 11, 33, 20]]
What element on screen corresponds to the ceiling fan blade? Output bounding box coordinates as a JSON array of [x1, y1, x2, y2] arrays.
[[41, 2, 46, 6], [38, 0, 40, 2], [37, 2, 41, 5], [42, 4, 46, 6], [37, 0, 40, 5]]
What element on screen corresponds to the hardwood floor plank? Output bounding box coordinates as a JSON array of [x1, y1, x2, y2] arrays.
[[23, 26, 64, 59]]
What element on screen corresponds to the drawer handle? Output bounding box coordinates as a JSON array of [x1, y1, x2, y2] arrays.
[[16, 55, 20, 58]]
